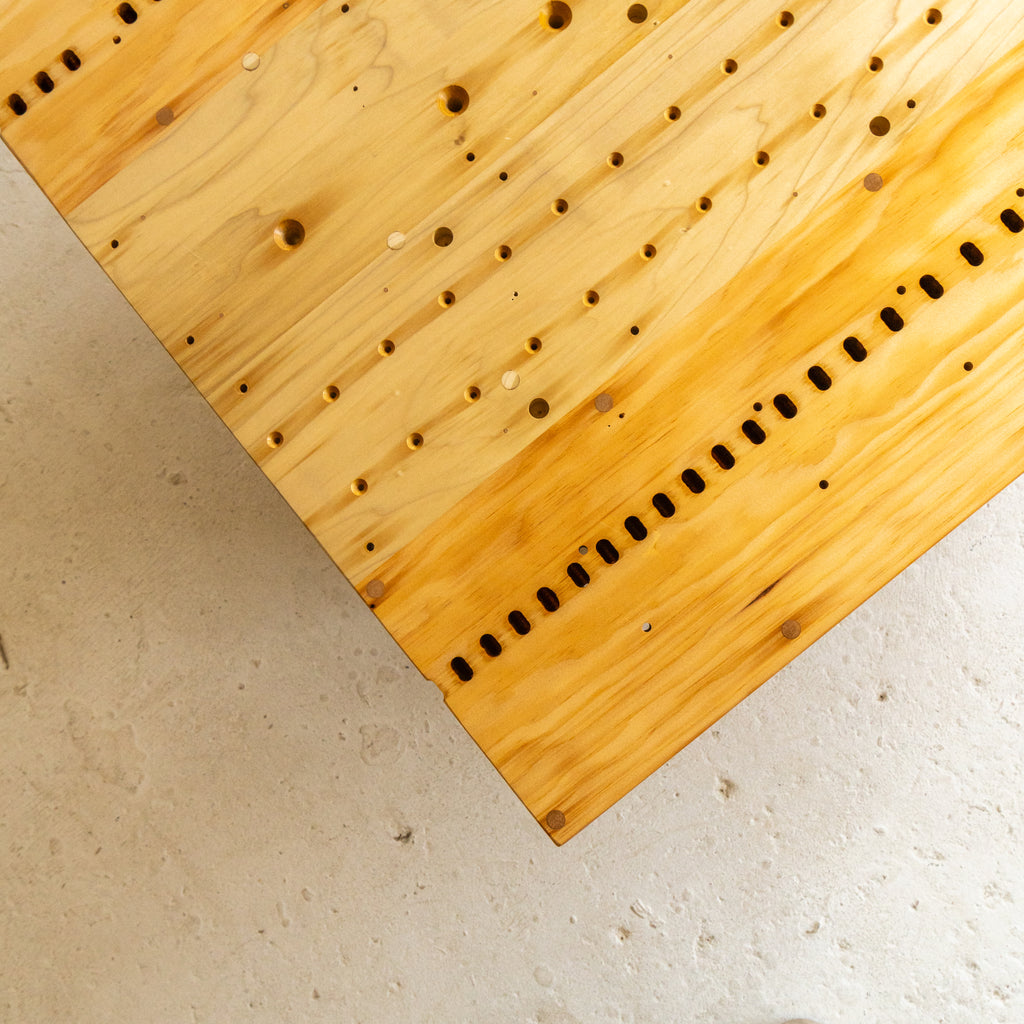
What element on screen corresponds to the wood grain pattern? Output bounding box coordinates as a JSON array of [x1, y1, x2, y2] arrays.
[[4, 0, 1024, 842]]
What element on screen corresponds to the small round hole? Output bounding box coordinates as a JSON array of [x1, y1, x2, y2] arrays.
[[499, 171, 509, 181], [465, 151, 475, 162], [495, 244, 512, 261], [868, 56, 883, 72], [465, 385, 481, 402], [755, 150, 770, 167], [869, 115, 891, 137], [365, 542, 375, 553], [323, 384, 340, 402], [267, 431, 284, 448], [341, 3, 350, 10], [697, 196, 712, 212], [378, 339, 395, 357], [110, 239, 119, 249], [274, 219, 306, 250], [351, 478, 368, 496], [777, 10, 794, 27], [963, 361, 974, 372], [721, 58, 738, 75], [583, 290, 600, 307], [407, 432, 424, 450], [439, 290, 456, 307], [665, 105, 681, 121], [925, 8, 942, 26], [608, 151, 624, 168], [529, 398, 550, 419], [627, 4, 648, 24], [186, 335, 195, 345], [819, 480, 829, 490], [753, 402, 763, 412], [238, 382, 249, 394], [896, 285, 906, 295], [541, 2, 573, 30], [526, 337, 542, 353], [433, 226, 454, 247], [907, 99, 917, 109], [438, 84, 469, 117], [1018, 188, 1024, 198], [113, 36, 122, 44], [552, 198, 569, 215], [630, 325, 640, 336], [811, 103, 827, 119]]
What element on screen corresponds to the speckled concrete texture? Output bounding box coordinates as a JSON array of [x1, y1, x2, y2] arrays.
[[2, 139, 1023, 1024]]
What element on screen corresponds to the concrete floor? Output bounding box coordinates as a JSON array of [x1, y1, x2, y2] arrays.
[[2, 136, 1024, 1024]]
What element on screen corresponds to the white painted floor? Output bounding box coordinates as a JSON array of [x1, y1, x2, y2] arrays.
[[2, 138, 1023, 1024]]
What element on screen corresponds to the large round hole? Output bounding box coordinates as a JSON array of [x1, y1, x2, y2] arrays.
[[529, 398, 550, 419], [433, 226, 454, 247], [540, 1, 573, 30], [438, 84, 469, 117], [627, 3, 648, 23], [274, 219, 306, 250]]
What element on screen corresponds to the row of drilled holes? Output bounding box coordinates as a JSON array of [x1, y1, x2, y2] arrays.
[[448, 210, 1015, 683], [6, 2, 156, 117]]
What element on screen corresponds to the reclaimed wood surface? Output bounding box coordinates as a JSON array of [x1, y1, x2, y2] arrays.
[[4, 0, 1024, 842]]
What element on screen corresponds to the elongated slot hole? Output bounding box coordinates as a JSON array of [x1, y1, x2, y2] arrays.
[[712, 444, 736, 469], [773, 393, 798, 419], [61, 49, 82, 71], [960, 241, 984, 266], [624, 516, 648, 541], [567, 563, 590, 588], [451, 657, 473, 682], [652, 492, 676, 517], [880, 307, 904, 332], [537, 587, 560, 612], [1000, 208, 1024, 233], [742, 420, 766, 444], [807, 365, 832, 390], [117, 3, 138, 24], [34, 71, 55, 94], [595, 539, 619, 564], [681, 469, 706, 493], [508, 610, 532, 635], [919, 274, 944, 299], [480, 634, 502, 658], [843, 336, 868, 362]]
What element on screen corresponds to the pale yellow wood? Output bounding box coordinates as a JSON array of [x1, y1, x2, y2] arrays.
[[4, 0, 1024, 843]]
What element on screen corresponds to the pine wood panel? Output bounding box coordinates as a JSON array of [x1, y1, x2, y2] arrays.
[[4, 0, 1024, 842]]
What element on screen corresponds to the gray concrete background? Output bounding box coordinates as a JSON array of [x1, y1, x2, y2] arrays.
[[2, 138, 1023, 1024]]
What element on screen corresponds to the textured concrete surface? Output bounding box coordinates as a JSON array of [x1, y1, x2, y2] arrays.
[[2, 138, 1024, 1024]]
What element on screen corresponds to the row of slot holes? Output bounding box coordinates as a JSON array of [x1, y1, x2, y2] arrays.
[[448, 224, 1006, 683], [7, 51, 82, 115]]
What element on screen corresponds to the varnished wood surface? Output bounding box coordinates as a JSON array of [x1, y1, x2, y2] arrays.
[[4, 0, 1024, 841]]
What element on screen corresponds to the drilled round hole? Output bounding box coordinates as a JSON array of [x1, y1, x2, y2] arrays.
[[526, 337, 542, 353], [608, 151, 624, 168], [439, 290, 456, 308], [438, 84, 469, 116], [721, 58, 738, 75], [896, 285, 907, 295], [365, 542, 375, 552], [583, 290, 600, 307], [630, 325, 640, 336], [351, 478, 368, 496], [465, 151, 475, 162], [323, 384, 340, 402], [925, 8, 942, 25], [499, 170, 509, 182], [819, 480, 829, 490], [378, 339, 395, 357], [274, 219, 306, 250], [963, 361, 974, 372], [755, 150, 770, 167], [407, 432, 424, 450], [495, 244, 512, 261], [433, 226, 454, 247], [907, 98, 917, 109], [697, 196, 712, 212], [627, 3, 648, 23], [777, 10, 794, 27], [112, 35, 122, 44], [552, 198, 569, 215], [868, 55, 883, 72], [665, 105, 681, 121], [465, 385, 481, 402], [869, 115, 891, 137], [238, 382, 249, 394], [110, 239, 119, 249], [811, 103, 827, 119], [267, 431, 284, 448], [541, 1, 573, 30], [186, 335, 195, 345], [242, 52, 261, 71]]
